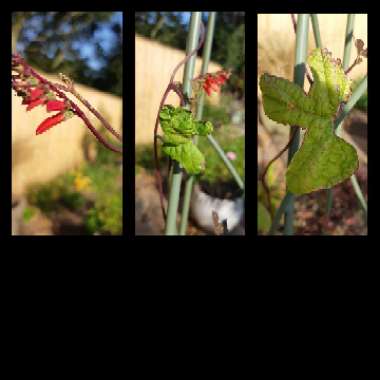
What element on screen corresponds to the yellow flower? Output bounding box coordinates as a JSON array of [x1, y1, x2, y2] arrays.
[[74, 173, 91, 191]]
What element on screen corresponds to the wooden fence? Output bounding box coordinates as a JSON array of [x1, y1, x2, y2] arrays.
[[135, 34, 222, 145]]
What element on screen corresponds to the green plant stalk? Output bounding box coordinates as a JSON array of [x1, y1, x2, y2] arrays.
[[335, 74, 368, 216], [335, 75, 367, 128], [350, 174, 367, 215], [165, 12, 202, 235], [269, 192, 293, 235], [327, 13, 356, 215], [283, 13, 309, 235], [343, 14, 355, 67], [311, 14, 322, 47], [179, 12, 217, 235], [311, 15, 333, 222]]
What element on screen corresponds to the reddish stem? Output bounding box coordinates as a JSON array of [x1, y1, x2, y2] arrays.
[[12, 54, 122, 154]]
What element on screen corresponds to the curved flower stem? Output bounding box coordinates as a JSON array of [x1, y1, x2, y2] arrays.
[[12, 54, 122, 153], [55, 82, 122, 142]]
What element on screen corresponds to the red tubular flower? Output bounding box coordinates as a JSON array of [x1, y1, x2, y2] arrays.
[[26, 98, 46, 111], [35, 112, 65, 135], [29, 87, 45, 100], [203, 83, 212, 96], [46, 100, 66, 112], [202, 70, 231, 96]]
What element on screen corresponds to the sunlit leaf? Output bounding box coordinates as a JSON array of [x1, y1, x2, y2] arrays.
[[259, 48, 358, 195]]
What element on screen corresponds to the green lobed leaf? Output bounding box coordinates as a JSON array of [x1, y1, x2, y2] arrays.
[[259, 48, 358, 195], [159, 105, 214, 175], [163, 141, 205, 175]]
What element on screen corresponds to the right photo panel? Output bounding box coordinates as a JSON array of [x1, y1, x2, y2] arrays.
[[258, 14, 367, 236]]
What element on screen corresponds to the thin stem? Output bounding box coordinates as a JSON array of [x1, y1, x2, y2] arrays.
[[290, 14, 313, 86], [327, 14, 355, 215], [269, 192, 293, 235], [164, 12, 203, 235], [311, 14, 322, 47], [12, 54, 122, 153], [261, 128, 298, 217], [344, 58, 359, 76], [164, 162, 182, 235], [55, 81, 122, 142], [179, 12, 217, 235], [343, 14, 355, 68], [283, 13, 309, 235], [335, 75, 367, 129], [335, 75, 368, 217], [153, 19, 205, 222]]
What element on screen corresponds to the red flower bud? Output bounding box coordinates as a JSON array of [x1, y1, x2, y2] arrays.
[[36, 112, 65, 135], [201, 70, 230, 96], [29, 87, 45, 100], [26, 98, 46, 111], [46, 100, 66, 112]]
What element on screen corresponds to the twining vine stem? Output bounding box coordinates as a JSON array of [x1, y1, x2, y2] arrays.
[[153, 22, 206, 220], [260, 128, 298, 217]]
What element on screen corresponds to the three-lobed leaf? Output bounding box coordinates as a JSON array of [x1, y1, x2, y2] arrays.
[[259, 48, 359, 195]]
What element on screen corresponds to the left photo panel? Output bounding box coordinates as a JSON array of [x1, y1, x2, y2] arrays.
[[12, 12, 123, 235]]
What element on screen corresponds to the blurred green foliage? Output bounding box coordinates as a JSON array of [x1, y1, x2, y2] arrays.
[[136, 145, 158, 172], [28, 173, 86, 213], [26, 144, 122, 235], [197, 125, 244, 185], [258, 202, 271, 234], [22, 206, 37, 223], [82, 146, 122, 235], [202, 99, 230, 127]]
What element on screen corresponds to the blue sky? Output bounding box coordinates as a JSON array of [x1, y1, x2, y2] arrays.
[[17, 12, 122, 71], [72, 12, 122, 70]]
